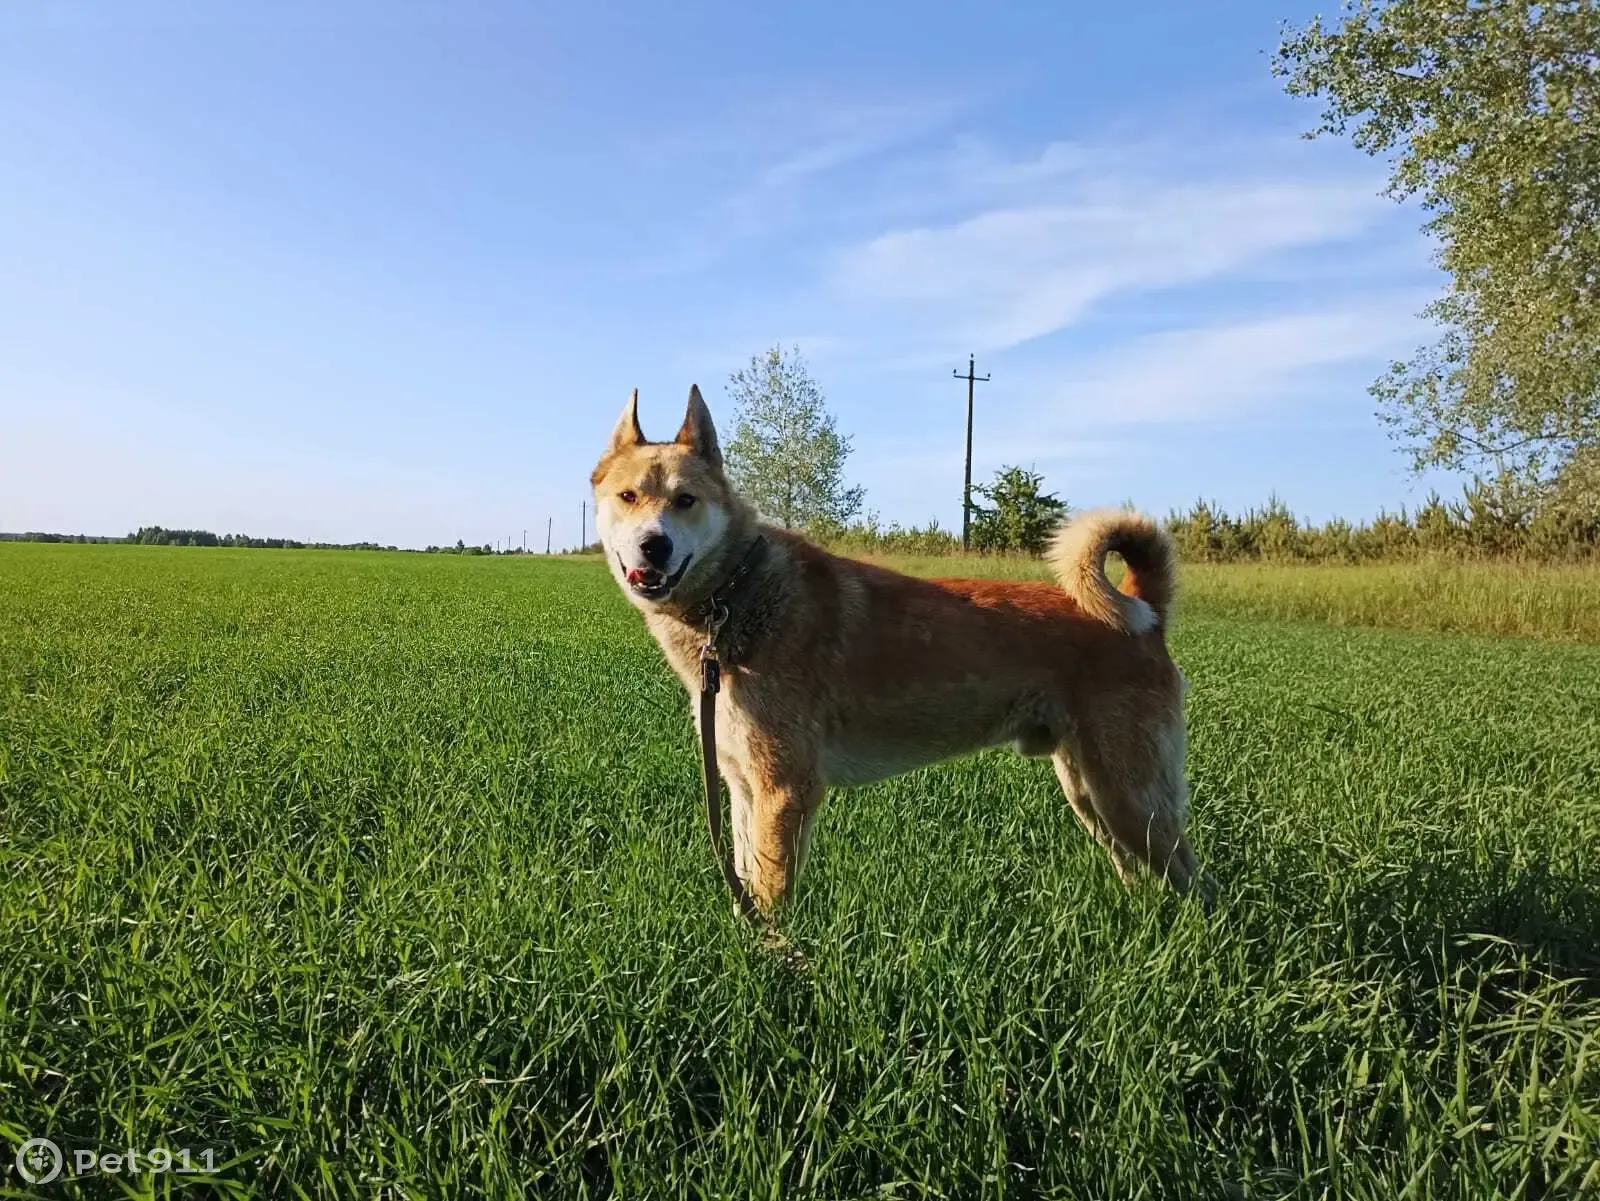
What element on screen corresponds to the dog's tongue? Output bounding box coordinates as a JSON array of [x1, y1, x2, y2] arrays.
[[627, 566, 662, 587]]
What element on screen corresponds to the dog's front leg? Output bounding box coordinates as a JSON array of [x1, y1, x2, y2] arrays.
[[723, 763, 756, 887], [744, 766, 824, 913]]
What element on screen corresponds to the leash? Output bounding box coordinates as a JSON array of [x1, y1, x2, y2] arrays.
[[692, 537, 768, 927]]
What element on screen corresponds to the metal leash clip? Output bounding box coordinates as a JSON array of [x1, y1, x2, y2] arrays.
[[700, 602, 728, 694]]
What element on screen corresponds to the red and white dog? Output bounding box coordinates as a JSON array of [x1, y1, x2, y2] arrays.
[[591, 386, 1207, 914]]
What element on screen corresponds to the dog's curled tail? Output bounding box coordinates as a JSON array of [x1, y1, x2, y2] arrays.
[[1047, 508, 1176, 635]]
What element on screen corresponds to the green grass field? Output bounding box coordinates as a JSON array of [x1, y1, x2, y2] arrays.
[[2, 544, 1597, 1198]]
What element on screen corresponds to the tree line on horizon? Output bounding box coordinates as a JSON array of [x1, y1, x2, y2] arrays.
[[0, 528, 548, 556], [6, 468, 1600, 562], [0, 527, 407, 551], [814, 474, 1600, 563]]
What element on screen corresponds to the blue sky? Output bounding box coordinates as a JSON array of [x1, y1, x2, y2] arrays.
[[1, 0, 1453, 548]]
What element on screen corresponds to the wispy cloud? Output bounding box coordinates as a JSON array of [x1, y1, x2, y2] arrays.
[[1021, 295, 1431, 431], [630, 92, 974, 277], [719, 99, 967, 231], [831, 175, 1388, 358]]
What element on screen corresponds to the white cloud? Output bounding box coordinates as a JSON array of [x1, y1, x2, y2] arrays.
[[1014, 294, 1432, 433], [832, 178, 1388, 355]]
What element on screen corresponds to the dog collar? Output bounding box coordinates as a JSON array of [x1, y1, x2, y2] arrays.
[[691, 534, 768, 635]]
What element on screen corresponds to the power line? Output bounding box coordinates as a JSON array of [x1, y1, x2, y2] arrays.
[[952, 354, 991, 552]]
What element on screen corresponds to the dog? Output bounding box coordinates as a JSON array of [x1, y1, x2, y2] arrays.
[[591, 385, 1206, 915]]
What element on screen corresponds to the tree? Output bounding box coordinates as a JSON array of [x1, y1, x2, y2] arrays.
[[968, 466, 1067, 555], [724, 345, 865, 531], [1275, 0, 1600, 513]]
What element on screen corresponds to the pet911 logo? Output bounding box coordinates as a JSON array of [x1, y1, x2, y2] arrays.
[[14, 1137, 222, 1185]]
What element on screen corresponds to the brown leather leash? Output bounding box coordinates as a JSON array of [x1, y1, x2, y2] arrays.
[[692, 538, 768, 927]]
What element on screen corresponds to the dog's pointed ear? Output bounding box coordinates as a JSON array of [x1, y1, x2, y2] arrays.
[[674, 384, 722, 466], [608, 389, 645, 451]]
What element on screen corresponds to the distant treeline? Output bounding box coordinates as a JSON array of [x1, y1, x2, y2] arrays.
[[421, 540, 521, 556], [0, 532, 124, 544], [0, 526, 404, 551], [818, 518, 964, 558], [127, 526, 400, 550], [1164, 480, 1599, 563], [0, 527, 545, 554], [819, 478, 1600, 563]]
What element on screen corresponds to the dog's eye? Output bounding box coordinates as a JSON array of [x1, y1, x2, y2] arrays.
[[619, 490, 637, 504], [674, 493, 696, 510]]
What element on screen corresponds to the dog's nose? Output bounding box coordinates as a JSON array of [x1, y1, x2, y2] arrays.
[[640, 534, 673, 569]]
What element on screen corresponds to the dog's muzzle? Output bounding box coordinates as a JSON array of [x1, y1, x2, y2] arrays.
[[623, 553, 693, 601]]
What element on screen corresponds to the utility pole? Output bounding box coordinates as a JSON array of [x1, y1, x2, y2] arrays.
[[952, 354, 990, 551], [580, 501, 586, 549], [545, 517, 552, 555], [522, 528, 527, 553]]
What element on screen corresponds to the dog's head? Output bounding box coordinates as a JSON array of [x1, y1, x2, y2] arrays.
[[590, 385, 740, 608]]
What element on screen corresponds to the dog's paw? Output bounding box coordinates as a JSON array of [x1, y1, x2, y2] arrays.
[[752, 922, 811, 975]]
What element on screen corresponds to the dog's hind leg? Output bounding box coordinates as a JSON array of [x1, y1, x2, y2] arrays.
[[1075, 716, 1201, 893], [1052, 749, 1139, 884]]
